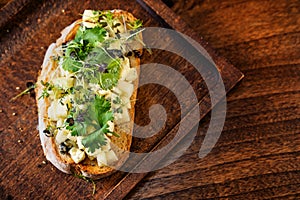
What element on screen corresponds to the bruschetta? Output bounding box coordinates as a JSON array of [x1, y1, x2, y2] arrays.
[[36, 9, 143, 179]]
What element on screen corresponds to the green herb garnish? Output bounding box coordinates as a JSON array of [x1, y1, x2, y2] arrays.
[[68, 95, 115, 153], [10, 84, 36, 102], [39, 10, 144, 153], [73, 172, 96, 195], [128, 19, 143, 29], [38, 81, 54, 99]]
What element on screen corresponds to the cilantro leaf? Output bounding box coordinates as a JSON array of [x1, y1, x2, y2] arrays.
[[94, 95, 111, 114], [68, 95, 114, 152], [81, 125, 108, 153], [88, 95, 113, 125], [62, 57, 82, 72], [85, 47, 111, 66], [99, 73, 119, 90], [62, 26, 107, 73], [107, 59, 121, 74], [71, 122, 87, 136], [75, 26, 107, 45]]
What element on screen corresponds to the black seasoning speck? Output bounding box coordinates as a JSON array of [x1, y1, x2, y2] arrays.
[[96, 63, 108, 73], [43, 129, 53, 137], [114, 23, 121, 27], [133, 50, 142, 58], [66, 118, 75, 126], [26, 81, 36, 97], [69, 51, 76, 59], [26, 81, 34, 88], [59, 143, 68, 154], [125, 51, 133, 57]]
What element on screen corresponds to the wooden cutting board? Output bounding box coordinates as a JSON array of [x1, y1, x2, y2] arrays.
[[0, 0, 243, 199]]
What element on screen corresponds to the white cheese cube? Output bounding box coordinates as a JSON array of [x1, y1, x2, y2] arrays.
[[69, 147, 86, 164], [48, 100, 68, 121], [121, 95, 131, 109], [85, 147, 102, 158], [82, 10, 98, 22], [67, 132, 77, 142], [115, 107, 130, 124], [117, 80, 133, 98], [120, 57, 130, 80], [56, 119, 64, 128], [121, 107, 130, 123], [107, 121, 114, 132], [83, 21, 97, 28], [125, 68, 138, 82], [106, 150, 118, 164], [55, 128, 69, 144], [97, 151, 107, 166], [101, 140, 111, 152], [52, 77, 75, 89], [77, 136, 85, 150], [112, 86, 121, 95]]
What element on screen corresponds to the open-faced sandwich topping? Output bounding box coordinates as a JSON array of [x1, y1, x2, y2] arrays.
[[38, 10, 143, 168]]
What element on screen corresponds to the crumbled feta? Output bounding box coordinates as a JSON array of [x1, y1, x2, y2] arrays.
[[77, 136, 85, 150], [90, 83, 112, 98], [106, 150, 118, 164], [69, 147, 86, 164], [52, 77, 75, 90], [98, 89, 111, 97], [107, 121, 114, 132], [48, 100, 68, 121], [101, 140, 111, 152], [86, 148, 102, 158], [117, 80, 133, 98], [82, 10, 98, 22], [114, 107, 130, 124], [55, 128, 69, 144], [66, 132, 77, 142], [121, 95, 131, 109], [97, 151, 107, 166], [120, 57, 130, 80], [83, 21, 97, 28], [126, 68, 138, 82]]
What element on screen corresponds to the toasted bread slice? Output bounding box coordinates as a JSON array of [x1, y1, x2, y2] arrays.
[[36, 10, 142, 179]]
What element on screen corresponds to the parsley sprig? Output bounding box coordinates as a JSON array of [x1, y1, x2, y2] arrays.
[[68, 95, 116, 153]]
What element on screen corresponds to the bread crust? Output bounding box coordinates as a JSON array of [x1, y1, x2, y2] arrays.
[[36, 10, 141, 179]]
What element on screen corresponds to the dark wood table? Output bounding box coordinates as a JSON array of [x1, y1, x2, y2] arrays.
[[127, 1, 300, 199], [0, 0, 299, 199]]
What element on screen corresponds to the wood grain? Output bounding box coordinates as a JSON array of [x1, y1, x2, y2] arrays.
[[2, 0, 298, 199], [0, 0, 10, 8], [0, 0, 243, 199], [126, 0, 300, 199]]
